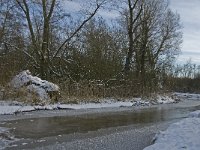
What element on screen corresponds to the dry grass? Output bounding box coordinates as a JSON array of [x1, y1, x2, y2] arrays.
[[1, 86, 40, 104], [58, 80, 142, 103], [0, 78, 159, 104]]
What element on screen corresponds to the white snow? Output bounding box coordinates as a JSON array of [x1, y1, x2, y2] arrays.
[[174, 92, 200, 101], [156, 95, 175, 104], [57, 101, 134, 110], [0, 127, 16, 149], [188, 110, 200, 118], [0, 96, 173, 115], [0, 106, 21, 115], [144, 110, 200, 150], [9, 70, 60, 101], [0, 94, 180, 115], [0, 101, 135, 115], [0, 98, 152, 115], [0, 106, 35, 115]]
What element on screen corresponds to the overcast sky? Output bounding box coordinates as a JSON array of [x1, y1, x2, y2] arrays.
[[63, 0, 200, 64], [170, 0, 200, 64]]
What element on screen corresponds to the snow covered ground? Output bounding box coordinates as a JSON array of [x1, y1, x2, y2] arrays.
[[0, 92, 199, 115], [174, 92, 200, 101], [0, 94, 178, 115], [0, 100, 137, 115], [144, 110, 200, 150], [0, 126, 16, 149]]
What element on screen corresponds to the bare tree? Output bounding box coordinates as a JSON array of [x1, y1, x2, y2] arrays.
[[77, 18, 124, 80], [15, 0, 107, 79], [122, 0, 143, 75], [136, 0, 182, 91], [117, 0, 182, 93]]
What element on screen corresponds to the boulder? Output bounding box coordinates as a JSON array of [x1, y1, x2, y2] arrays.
[[10, 70, 60, 102]]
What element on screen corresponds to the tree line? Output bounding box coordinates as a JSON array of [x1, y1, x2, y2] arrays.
[[0, 0, 185, 96]]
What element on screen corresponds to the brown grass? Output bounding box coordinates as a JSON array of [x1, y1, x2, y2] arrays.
[[0, 78, 159, 104], [58, 80, 142, 103], [1, 85, 43, 104]]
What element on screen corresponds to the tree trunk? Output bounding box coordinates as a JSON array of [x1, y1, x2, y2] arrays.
[[124, 0, 142, 76]]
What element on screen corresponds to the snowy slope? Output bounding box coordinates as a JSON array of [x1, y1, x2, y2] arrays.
[[144, 110, 200, 150]]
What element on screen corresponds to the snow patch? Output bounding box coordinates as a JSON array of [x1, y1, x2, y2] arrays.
[[174, 93, 200, 101], [0, 101, 135, 115], [188, 110, 200, 118], [0, 106, 21, 115], [156, 95, 175, 104], [132, 99, 150, 106], [0, 127, 16, 149], [144, 110, 200, 150], [57, 101, 134, 110], [0, 106, 35, 115], [0, 98, 150, 115]]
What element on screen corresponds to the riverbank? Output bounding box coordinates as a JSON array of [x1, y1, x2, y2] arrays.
[[0, 93, 200, 122], [0, 93, 200, 150], [0, 93, 179, 115]]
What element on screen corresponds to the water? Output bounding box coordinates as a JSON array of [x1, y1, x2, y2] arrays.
[[2, 105, 200, 139]]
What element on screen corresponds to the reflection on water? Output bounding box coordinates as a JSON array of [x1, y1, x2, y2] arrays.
[[2, 105, 200, 139]]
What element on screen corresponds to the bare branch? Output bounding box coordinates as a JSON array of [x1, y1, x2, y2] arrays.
[[15, 0, 40, 58], [47, 0, 56, 20], [52, 1, 105, 59], [3, 42, 38, 66]]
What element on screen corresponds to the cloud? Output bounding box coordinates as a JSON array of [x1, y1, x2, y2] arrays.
[[177, 54, 200, 65], [170, 0, 200, 64], [97, 10, 120, 19], [62, 0, 81, 12], [62, 0, 120, 19], [61, 0, 200, 64]]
